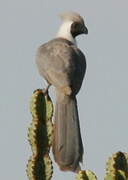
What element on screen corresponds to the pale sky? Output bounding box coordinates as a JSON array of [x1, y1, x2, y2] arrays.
[[0, 0, 128, 180]]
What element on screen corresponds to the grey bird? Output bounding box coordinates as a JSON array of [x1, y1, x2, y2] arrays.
[[36, 12, 88, 172]]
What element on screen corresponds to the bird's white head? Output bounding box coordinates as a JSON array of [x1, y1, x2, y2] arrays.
[[56, 11, 88, 45]]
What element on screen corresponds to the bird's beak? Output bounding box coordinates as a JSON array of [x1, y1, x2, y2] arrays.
[[83, 26, 88, 34]]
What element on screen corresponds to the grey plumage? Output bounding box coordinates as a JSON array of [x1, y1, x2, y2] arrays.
[[36, 12, 87, 172], [53, 91, 83, 172], [36, 38, 86, 95]]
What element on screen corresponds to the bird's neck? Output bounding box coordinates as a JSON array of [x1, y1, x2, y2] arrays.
[[56, 21, 77, 45]]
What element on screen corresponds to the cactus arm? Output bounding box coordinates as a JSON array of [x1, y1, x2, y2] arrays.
[[27, 89, 53, 180]]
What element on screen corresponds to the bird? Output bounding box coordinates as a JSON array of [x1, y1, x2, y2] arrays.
[[36, 11, 88, 172]]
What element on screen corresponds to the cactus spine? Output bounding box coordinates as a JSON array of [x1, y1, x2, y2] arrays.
[[27, 89, 53, 180]]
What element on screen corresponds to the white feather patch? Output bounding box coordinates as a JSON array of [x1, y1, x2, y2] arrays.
[[56, 21, 77, 45]]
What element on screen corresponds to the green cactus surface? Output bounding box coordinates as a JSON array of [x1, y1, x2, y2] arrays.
[[27, 89, 53, 180], [76, 170, 97, 180], [105, 152, 128, 180], [106, 152, 128, 173]]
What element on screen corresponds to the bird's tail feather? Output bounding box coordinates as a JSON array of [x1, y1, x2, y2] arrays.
[[52, 91, 83, 172]]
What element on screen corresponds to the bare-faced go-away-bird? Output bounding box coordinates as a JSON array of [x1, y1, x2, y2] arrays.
[[36, 11, 88, 172]]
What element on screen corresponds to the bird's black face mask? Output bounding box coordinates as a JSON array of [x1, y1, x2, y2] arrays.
[[71, 22, 88, 38]]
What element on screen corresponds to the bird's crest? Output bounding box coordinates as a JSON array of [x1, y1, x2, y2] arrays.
[[59, 11, 84, 24]]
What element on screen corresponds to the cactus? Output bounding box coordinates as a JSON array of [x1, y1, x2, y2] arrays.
[[27, 89, 53, 180], [105, 152, 128, 180], [76, 170, 97, 180], [26, 89, 128, 180], [75, 152, 128, 180]]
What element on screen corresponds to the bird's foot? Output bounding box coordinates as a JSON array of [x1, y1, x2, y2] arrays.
[[42, 84, 51, 95]]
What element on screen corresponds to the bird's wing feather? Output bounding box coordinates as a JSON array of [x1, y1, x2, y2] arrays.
[[36, 38, 86, 94]]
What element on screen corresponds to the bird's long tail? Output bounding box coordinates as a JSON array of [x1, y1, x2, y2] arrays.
[[52, 90, 83, 172]]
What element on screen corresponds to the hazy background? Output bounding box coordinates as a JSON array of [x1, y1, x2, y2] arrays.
[[0, 0, 128, 179]]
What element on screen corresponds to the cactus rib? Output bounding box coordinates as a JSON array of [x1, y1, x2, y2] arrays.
[[27, 89, 53, 180], [76, 170, 97, 180]]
